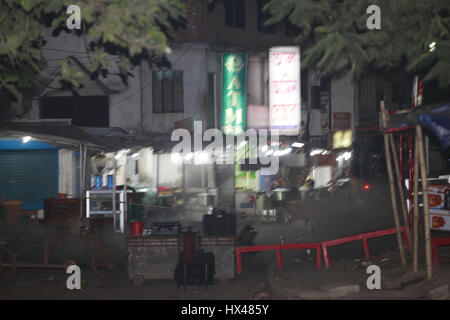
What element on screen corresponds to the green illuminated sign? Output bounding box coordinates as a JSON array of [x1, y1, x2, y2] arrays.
[[235, 143, 257, 190], [221, 53, 247, 135]]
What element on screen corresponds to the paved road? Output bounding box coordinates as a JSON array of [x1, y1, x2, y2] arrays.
[[250, 178, 400, 265]]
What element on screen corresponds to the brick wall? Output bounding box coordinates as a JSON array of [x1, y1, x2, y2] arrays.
[[170, 0, 199, 42], [171, 0, 296, 49]]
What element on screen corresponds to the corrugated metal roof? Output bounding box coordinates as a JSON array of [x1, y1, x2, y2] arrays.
[[0, 122, 177, 153]]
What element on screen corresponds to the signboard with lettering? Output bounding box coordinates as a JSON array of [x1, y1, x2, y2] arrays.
[[332, 129, 352, 149], [429, 185, 450, 231], [221, 53, 248, 135], [269, 47, 301, 136], [247, 105, 269, 129], [333, 112, 351, 130]]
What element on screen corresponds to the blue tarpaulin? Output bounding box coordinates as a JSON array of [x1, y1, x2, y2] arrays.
[[411, 103, 450, 150]]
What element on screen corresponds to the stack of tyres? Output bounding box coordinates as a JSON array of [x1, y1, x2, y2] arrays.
[[202, 211, 236, 236]]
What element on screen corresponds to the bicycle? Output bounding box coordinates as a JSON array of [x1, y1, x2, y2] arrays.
[[0, 224, 127, 287], [64, 224, 128, 287]]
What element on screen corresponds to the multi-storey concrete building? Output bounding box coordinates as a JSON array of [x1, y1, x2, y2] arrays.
[[1, 0, 358, 215]]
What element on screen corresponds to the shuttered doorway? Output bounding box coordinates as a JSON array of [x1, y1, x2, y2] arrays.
[[0, 150, 58, 209]]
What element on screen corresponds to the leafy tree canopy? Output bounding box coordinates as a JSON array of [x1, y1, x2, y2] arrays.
[[265, 0, 450, 88], [0, 0, 186, 98]]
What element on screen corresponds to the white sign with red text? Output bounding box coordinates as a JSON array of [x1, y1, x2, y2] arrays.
[[269, 47, 301, 136]]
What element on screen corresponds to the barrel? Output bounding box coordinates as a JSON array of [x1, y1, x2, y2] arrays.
[[107, 175, 114, 189], [94, 175, 103, 189]]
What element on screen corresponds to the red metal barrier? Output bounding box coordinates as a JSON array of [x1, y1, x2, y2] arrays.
[[431, 237, 450, 268], [384, 126, 415, 133], [236, 227, 412, 273], [321, 227, 410, 268], [235, 242, 321, 274]]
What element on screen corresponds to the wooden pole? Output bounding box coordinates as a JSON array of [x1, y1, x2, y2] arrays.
[[79, 142, 84, 232], [413, 130, 420, 272], [380, 101, 406, 266], [83, 142, 87, 227], [388, 134, 411, 245], [416, 125, 432, 279], [408, 133, 414, 234]]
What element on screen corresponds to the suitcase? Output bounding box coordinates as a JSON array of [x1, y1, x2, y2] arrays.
[[174, 252, 215, 290], [202, 212, 236, 236]]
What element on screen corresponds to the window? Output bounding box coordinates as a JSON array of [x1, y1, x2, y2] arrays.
[[40, 96, 109, 127], [152, 70, 183, 113], [257, 0, 275, 33], [224, 0, 246, 29]]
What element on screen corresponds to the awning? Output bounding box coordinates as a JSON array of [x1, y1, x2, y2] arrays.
[[0, 121, 178, 153]]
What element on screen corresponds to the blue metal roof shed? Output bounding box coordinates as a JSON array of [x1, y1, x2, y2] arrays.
[[0, 139, 59, 210]]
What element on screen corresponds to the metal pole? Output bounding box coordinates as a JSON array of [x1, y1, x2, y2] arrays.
[[413, 130, 420, 272], [425, 135, 429, 175], [399, 134, 404, 182], [139, 62, 144, 133], [388, 134, 411, 245], [380, 101, 407, 266], [123, 153, 128, 234], [112, 152, 117, 233], [155, 152, 159, 190]]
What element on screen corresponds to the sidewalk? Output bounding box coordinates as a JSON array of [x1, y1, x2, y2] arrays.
[[266, 249, 450, 300]]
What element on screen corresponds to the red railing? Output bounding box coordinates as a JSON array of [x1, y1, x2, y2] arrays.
[[321, 227, 410, 268], [236, 242, 321, 274], [235, 227, 412, 273]]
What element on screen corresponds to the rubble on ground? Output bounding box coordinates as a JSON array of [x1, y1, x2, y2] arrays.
[[268, 248, 450, 300], [320, 283, 361, 298]]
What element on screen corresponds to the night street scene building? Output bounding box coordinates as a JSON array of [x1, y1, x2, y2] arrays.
[[0, 0, 449, 302]]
